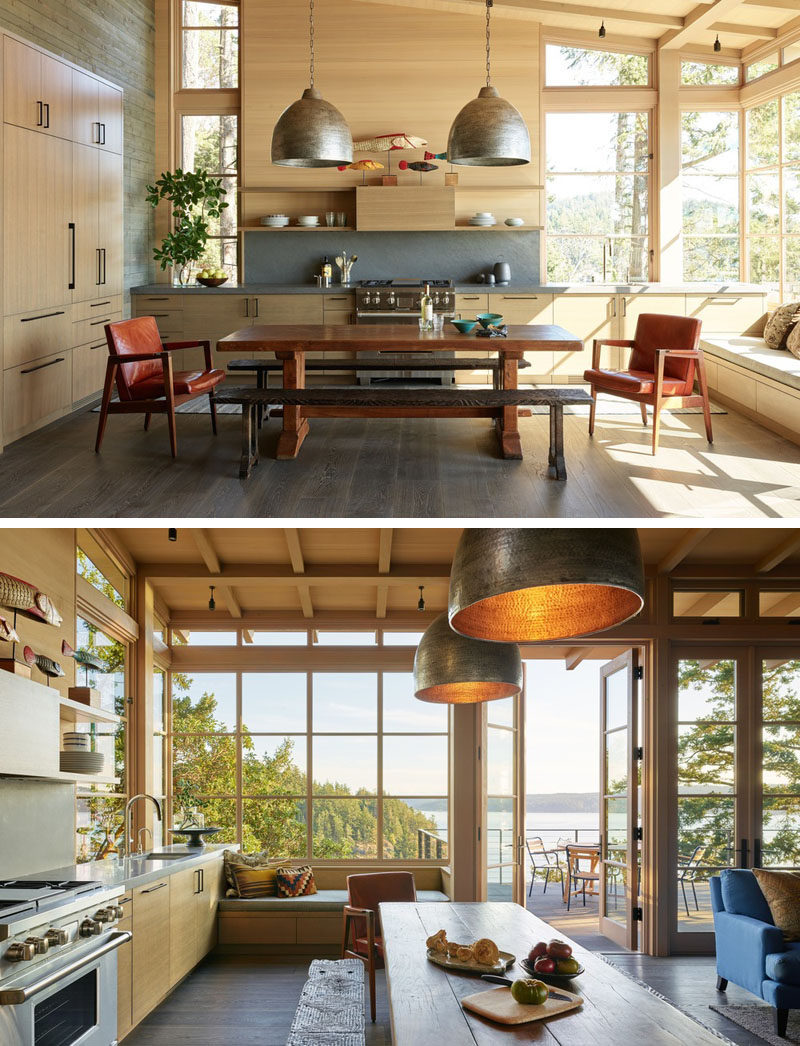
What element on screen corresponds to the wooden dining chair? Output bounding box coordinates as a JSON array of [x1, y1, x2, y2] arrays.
[[565, 844, 600, 910], [342, 871, 416, 1022], [584, 313, 712, 454], [95, 316, 226, 458]]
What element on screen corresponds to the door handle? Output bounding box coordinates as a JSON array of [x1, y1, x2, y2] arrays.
[[141, 881, 167, 894], [96, 248, 102, 286], [69, 223, 76, 290], [93, 121, 100, 145], [101, 248, 107, 285], [253, 298, 259, 318], [244, 298, 249, 317], [754, 838, 762, 868], [43, 102, 50, 129], [100, 122, 106, 145], [36, 100, 43, 127], [21, 311, 66, 324], [20, 357, 65, 375], [740, 838, 749, 869]]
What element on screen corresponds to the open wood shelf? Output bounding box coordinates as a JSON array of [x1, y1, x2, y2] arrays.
[[59, 697, 122, 726], [17, 769, 121, 785], [239, 185, 544, 193], [239, 226, 355, 232], [241, 225, 538, 233]]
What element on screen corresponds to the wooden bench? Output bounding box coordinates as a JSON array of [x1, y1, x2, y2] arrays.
[[227, 357, 532, 379], [215, 385, 593, 481]]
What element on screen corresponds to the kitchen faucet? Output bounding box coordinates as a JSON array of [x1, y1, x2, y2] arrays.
[[120, 793, 162, 859]]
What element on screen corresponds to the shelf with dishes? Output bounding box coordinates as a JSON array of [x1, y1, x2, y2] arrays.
[[59, 695, 121, 726]]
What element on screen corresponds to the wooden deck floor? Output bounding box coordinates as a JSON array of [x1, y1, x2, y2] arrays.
[[0, 398, 798, 517]]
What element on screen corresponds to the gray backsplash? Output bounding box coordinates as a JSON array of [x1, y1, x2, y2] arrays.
[[0, 778, 75, 878], [244, 230, 540, 285]]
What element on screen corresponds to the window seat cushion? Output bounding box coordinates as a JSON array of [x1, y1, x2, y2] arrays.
[[700, 336, 800, 392], [218, 888, 450, 912]]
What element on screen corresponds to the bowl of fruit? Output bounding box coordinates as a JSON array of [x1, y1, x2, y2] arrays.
[[520, 938, 584, 983], [196, 268, 228, 287]]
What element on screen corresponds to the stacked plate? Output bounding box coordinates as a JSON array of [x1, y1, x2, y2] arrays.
[[62, 731, 89, 751], [296, 215, 319, 227], [60, 750, 105, 775], [260, 214, 290, 227], [469, 211, 497, 227]]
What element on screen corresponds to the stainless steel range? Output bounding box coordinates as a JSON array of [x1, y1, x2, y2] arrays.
[[355, 279, 456, 385], [0, 877, 129, 1046]]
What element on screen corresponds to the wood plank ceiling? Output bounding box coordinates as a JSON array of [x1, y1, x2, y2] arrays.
[[350, 0, 800, 56]]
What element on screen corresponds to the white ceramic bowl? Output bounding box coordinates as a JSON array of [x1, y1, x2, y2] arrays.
[[505, 217, 525, 226], [475, 212, 494, 218]]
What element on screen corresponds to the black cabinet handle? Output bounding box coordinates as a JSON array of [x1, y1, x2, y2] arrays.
[[244, 298, 249, 317], [93, 121, 100, 145], [90, 300, 112, 308], [36, 100, 43, 127], [90, 343, 106, 350], [69, 223, 76, 290], [254, 298, 259, 318], [89, 317, 111, 326], [96, 248, 102, 286], [200, 868, 204, 892], [754, 838, 762, 868], [43, 102, 50, 129], [21, 357, 65, 375], [102, 248, 107, 285], [21, 311, 65, 324], [141, 882, 167, 894], [100, 122, 106, 145]]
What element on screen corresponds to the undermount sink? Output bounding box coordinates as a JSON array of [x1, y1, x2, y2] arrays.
[[141, 852, 194, 861]]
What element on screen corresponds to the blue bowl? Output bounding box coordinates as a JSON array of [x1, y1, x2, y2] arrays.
[[477, 312, 503, 328], [451, 319, 478, 334]]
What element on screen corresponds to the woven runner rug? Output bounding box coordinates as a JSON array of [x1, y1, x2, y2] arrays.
[[710, 1004, 800, 1045], [286, 958, 366, 1046]]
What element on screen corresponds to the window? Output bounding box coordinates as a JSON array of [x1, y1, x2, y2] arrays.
[[173, 629, 238, 646], [251, 631, 309, 645], [152, 668, 167, 849], [77, 548, 125, 609], [760, 592, 800, 618], [784, 43, 800, 67], [180, 113, 238, 281], [681, 111, 740, 282], [181, 1, 239, 89], [170, 669, 449, 860], [673, 590, 743, 618], [680, 61, 738, 86], [312, 631, 377, 645], [382, 631, 425, 646], [546, 111, 651, 282], [746, 54, 779, 82], [545, 45, 648, 87]]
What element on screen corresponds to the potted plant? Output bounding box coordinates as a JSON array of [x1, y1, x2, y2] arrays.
[[145, 168, 229, 286]]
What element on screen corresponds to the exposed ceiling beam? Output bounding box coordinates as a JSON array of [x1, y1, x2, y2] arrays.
[[755, 532, 800, 573], [351, 0, 680, 27], [659, 0, 747, 49], [173, 628, 190, 645], [284, 528, 305, 575], [761, 592, 800, 617], [221, 587, 242, 619], [170, 609, 440, 629], [710, 20, 777, 37], [744, 0, 800, 9], [192, 530, 221, 575], [242, 629, 255, 644], [140, 564, 452, 587], [298, 583, 314, 619], [681, 591, 731, 616], [378, 529, 393, 575], [564, 647, 587, 670], [377, 585, 389, 619], [657, 529, 713, 574]]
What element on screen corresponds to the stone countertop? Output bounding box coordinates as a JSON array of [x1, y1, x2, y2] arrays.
[[131, 283, 767, 296], [16, 843, 232, 892]]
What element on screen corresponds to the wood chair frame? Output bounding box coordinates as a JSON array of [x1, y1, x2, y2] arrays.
[[341, 904, 379, 1022]]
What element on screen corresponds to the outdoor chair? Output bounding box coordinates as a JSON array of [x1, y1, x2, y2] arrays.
[[95, 316, 225, 458], [526, 836, 564, 897], [678, 844, 706, 916], [342, 871, 416, 1022], [565, 843, 600, 910], [584, 312, 712, 454]]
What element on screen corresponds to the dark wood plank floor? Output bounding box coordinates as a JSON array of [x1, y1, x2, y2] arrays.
[[1, 400, 799, 518], [121, 953, 764, 1046]]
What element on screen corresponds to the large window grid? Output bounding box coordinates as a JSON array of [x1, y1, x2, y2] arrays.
[[179, 113, 239, 280], [180, 0, 239, 90]]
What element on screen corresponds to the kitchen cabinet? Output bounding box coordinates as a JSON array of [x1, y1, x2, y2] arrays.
[[686, 294, 766, 334], [197, 859, 224, 957], [356, 186, 456, 231], [72, 68, 123, 153], [72, 338, 111, 404], [4, 350, 72, 443], [322, 294, 355, 374], [116, 893, 133, 1041], [169, 866, 198, 986], [176, 295, 252, 371], [72, 145, 123, 302], [131, 878, 171, 1026], [620, 294, 685, 339], [552, 294, 616, 380], [3, 307, 72, 371], [3, 36, 73, 140], [492, 293, 554, 383]]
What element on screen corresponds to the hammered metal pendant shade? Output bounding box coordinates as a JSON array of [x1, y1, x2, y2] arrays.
[[414, 613, 522, 704], [271, 87, 353, 168], [448, 529, 645, 642], [447, 86, 531, 167]]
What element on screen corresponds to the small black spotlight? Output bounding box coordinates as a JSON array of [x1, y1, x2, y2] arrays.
[[208, 585, 216, 611], [417, 585, 425, 612], [714, 34, 721, 52], [599, 20, 606, 38], [168, 528, 177, 542]]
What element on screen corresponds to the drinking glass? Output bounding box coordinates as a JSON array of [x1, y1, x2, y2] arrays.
[[325, 211, 336, 227], [432, 314, 444, 332], [337, 212, 348, 227]]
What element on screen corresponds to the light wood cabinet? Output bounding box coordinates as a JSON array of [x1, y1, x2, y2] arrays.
[[169, 867, 198, 986], [552, 294, 616, 380], [196, 860, 223, 958], [98, 150, 124, 293], [620, 294, 685, 339], [176, 295, 252, 370], [97, 80, 123, 153], [686, 294, 766, 335], [72, 68, 123, 153], [131, 878, 171, 1027], [4, 350, 72, 442], [72, 339, 111, 403], [492, 293, 555, 383], [3, 307, 72, 370], [3, 37, 72, 139], [455, 293, 490, 316], [356, 186, 456, 231], [72, 146, 123, 302]]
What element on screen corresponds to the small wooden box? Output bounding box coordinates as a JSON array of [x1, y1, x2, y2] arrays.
[[0, 658, 31, 679], [68, 686, 101, 708], [445, 172, 459, 186], [381, 175, 397, 186]]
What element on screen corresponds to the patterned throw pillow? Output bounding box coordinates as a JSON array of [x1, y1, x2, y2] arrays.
[[753, 868, 800, 940], [786, 322, 800, 360], [230, 865, 278, 898], [763, 302, 800, 350], [275, 865, 317, 897], [222, 849, 271, 898]]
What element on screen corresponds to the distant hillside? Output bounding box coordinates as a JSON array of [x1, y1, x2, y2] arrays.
[[526, 793, 599, 813]]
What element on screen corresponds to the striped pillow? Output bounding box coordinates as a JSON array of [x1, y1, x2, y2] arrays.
[[275, 865, 317, 897], [231, 865, 278, 898]]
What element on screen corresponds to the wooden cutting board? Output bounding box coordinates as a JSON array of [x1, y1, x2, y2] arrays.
[[461, 985, 582, 1025]]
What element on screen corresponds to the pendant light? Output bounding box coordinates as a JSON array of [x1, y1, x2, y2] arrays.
[[598, 21, 606, 39], [208, 586, 216, 612], [713, 34, 722, 53], [271, 0, 353, 168], [447, 0, 531, 167], [448, 529, 645, 643], [414, 613, 522, 704]]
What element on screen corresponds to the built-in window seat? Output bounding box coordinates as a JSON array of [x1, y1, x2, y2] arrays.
[[216, 865, 451, 957], [700, 324, 800, 444]]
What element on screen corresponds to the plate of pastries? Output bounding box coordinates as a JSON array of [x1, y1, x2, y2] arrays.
[[425, 929, 514, 974]]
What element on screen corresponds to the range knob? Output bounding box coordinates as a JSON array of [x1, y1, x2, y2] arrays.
[[79, 918, 102, 937], [93, 908, 114, 923], [433, 294, 440, 306], [24, 936, 50, 955], [111, 905, 124, 920], [45, 928, 69, 947], [387, 293, 396, 306], [5, 942, 35, 962], [363, 293, 372, 305]]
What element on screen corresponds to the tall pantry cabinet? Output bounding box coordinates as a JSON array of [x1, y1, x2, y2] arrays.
[[1, 30, 123, 449]]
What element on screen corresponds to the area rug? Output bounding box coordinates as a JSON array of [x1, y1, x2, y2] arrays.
[[710, 1004, 800, 1045], [286, 958, 365, 1046]]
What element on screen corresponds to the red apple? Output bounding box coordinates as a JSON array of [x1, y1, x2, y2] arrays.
[[533, 956, 556, 974], [546, 939, 573, 960], [527, 941, 548, 962]]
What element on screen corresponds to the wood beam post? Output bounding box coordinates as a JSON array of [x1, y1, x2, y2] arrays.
[[657, 529, 713, 574], [193, 529, 221, 575], [755, 531, 800, 573], [564, 647, 587, 670], [656, 48, 683, 283]]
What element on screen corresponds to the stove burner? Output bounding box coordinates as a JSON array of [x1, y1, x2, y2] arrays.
[[0, 879, 100, 893], [358, 279, 452, 288]]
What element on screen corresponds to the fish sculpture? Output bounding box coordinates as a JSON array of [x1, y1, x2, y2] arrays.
[[424, 151, 447, 161], [0, 615, 20, 643], [62, 640, 106, 673], [23, 645, 64, 679], [337, 160, 384, 184], [0, 572, 62, 627], [352, 133, 427, 153], [398, 160, 439, 184]]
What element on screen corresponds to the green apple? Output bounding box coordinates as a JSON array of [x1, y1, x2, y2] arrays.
[[510, 978, 548, 1006], [556, 958, 580, 976]]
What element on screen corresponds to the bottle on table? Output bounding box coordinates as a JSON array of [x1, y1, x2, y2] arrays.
[[420, 283, 434, 331], [322, 256, 332, 287]]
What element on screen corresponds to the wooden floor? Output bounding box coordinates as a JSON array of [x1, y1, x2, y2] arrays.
[[1, 398, 799, 518], [121, 953, 765, 1046]]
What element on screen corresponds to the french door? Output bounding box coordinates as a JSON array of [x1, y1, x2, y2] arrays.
[[483, 684, 526, 906], [599, 651, 641, 949]]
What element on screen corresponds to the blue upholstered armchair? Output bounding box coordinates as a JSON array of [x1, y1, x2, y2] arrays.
[[711, 869, 800, 1037]]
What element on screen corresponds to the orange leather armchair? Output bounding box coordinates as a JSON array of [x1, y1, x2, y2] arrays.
[[95, 316, 226, 458], [342, 871, 416, 1022], [583, 313, 713, 454]]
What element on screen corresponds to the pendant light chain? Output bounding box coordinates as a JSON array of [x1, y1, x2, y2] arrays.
[[309, 0, 315, 88], [485, 0, 493, 88]]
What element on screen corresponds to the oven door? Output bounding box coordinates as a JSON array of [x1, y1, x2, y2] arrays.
[[0, 930, 129, 1046]]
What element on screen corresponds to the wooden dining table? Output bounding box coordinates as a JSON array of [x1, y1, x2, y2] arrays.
[[215, 323, 582, 460], [380, 902, 724, 1046]]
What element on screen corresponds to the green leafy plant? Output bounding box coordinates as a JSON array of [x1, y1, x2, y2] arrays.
[[145, 168, 229, 285]]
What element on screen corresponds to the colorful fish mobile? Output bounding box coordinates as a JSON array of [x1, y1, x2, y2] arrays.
[[337, 159, 385, 184], [399, 160, 439, 183], [352, 133, 428, 175]]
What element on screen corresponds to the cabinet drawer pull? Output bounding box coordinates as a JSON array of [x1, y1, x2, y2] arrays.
[[707, 297, 741, 304], [90, 343, 106, 350], [501, 296, 538, 300], [146, 297, 171, 302], [90, 300, 112, 308], [327, 296, 348, 301], [119, 896, 132, 905], [151, 314, 170, 318], [141, 882, 167, 894], [89, 317, 111, 326], [43, 102, 50, 129], [100, 122, 106, 146], [244, 298, 249, 317], [69, 222, 76, 290], [21, 357, 65, 375], [461, 296, 480, 300], [21, 311, 66, 324], [254, 297, 259, 318]]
